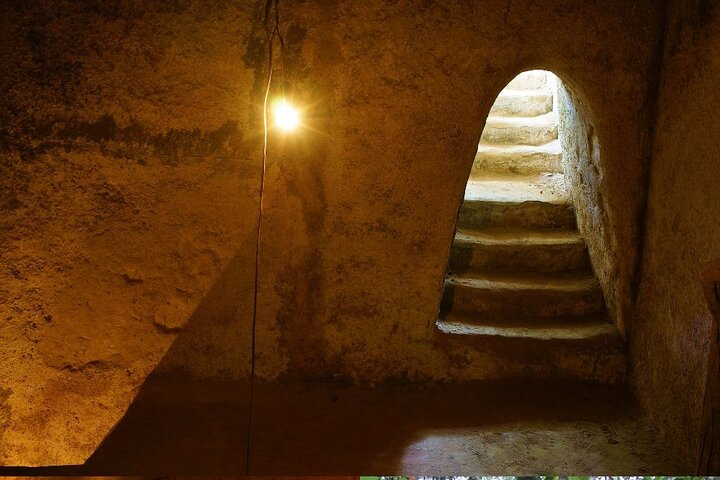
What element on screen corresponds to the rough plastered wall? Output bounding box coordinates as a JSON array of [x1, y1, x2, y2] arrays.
[[556, 81, 632, 336], [0, 0, 664, 467], [0, 1, 259, 466], [632, 0, 720, 468], [255, 0, 663, 381]]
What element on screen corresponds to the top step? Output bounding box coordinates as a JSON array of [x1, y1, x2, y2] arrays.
[[506, 71, 549, 91]]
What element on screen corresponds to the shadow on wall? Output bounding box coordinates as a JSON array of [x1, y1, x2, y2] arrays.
[[82, 249, 255, 474], [698, 257, 720, 473], [0, 247, 256, 475], [151, 249, 254, 381]]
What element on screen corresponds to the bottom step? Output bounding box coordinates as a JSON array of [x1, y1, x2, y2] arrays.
[[434, 315, 626, 384], [437, 312, 616, 339]]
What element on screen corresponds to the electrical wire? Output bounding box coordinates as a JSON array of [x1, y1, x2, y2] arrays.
[[245, 0, 284, 473]]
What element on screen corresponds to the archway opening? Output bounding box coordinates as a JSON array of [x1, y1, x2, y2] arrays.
[[437, 70, 621, 379]]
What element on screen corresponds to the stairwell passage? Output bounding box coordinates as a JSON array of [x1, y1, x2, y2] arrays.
[[438, 71, 625, 383]]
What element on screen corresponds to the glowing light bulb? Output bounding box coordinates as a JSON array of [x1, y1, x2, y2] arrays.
[[273, 98, 300, 131]]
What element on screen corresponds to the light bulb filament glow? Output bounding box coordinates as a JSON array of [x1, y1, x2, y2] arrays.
[[273, 99, 300, 131]]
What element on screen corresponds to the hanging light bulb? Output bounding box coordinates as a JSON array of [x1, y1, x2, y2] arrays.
[[273, 98, 300, 131]]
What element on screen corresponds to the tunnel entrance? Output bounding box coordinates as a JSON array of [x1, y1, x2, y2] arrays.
[[437, 70, 622, 379]]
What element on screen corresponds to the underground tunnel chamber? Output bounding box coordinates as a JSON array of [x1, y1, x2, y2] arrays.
[[436, 70, 625, 383], [39, 71, 683, 476]]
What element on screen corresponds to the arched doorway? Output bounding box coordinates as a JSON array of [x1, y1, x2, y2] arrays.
[[438, 70, 621, 360]]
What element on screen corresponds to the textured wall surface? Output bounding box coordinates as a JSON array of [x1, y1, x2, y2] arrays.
[[556, 83, 627, 334], [0, 1, 259, 465], [0, 0, 663, 467], [631, 0, 720, 467], [255, 0, 662, 381]]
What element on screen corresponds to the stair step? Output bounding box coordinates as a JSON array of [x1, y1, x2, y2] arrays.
[[434, 314, 625, 383], [441, 272, 605, 317], [450, 228, 590, 274], [458, 200, 575, 230], [471, 141, 563, 177], [506, 71, 549, 91], [459, 175, 576, 230], [481, 113, 558, 146], [440, 321, 613, 339], [489, 90, 553, 117], [439, 310, 611, 330]]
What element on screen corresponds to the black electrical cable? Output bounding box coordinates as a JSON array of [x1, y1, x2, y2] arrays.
[[245, 0, 284, 473]]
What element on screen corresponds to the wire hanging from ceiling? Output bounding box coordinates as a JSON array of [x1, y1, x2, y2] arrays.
[[246, 0, 285, 473]]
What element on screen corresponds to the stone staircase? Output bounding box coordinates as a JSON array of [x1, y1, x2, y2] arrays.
[[438, 71, 626, 383]]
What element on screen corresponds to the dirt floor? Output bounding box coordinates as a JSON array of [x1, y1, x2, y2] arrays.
[[249, 380, 687, 474], [2, 375, 688, 475]]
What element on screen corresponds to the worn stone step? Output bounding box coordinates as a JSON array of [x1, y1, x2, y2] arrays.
[[439, 309, 610, 330], [458, 199, 575, 230], [481, 113, 558, 146], [441, 272, 605, 317], [506, 70, 549, 91], [449, 228, 590, 274], [434, 313, 625, 384], [438, 311, 617, 340], [459, 175, 576, 230], [471, 141, 563, 177], [489, 89, 553, 118]]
